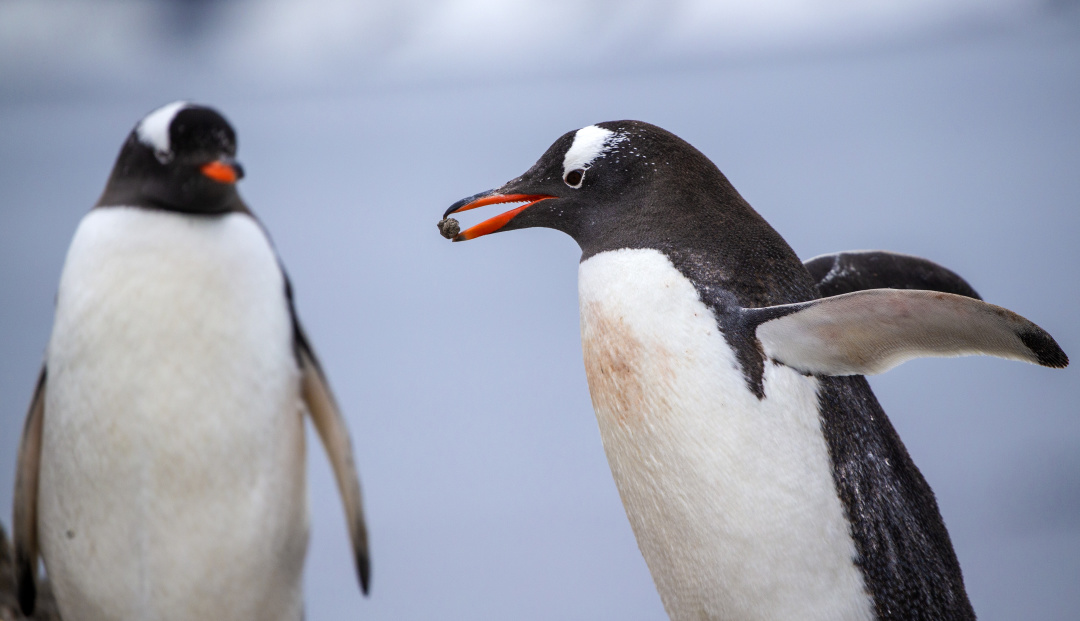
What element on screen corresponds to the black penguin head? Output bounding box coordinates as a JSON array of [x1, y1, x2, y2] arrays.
[[96, 101, 247, 215], [443, 120, 752, 258]]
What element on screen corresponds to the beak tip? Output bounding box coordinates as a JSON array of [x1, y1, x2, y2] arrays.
[[444, 189, 497, 219]]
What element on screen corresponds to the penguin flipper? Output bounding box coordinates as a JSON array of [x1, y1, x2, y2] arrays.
[[750, 289, 1068, 376], [804, 251, 981, 300], [295, 326, 371, 595], [13, 366, 46, 616]]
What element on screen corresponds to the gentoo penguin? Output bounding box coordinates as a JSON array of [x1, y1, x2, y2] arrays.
[[440, 121, 1068, 620], [12, 102, 370, 620]]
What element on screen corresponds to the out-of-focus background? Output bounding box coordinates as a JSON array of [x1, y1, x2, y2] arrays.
[[1, 1, 1078, 619]]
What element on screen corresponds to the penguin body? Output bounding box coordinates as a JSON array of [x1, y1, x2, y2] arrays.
[[40, 207, 307, 620], [580, 248, 872, 620], [13, 102, 369, 620], [442, 120, 1067, 620]]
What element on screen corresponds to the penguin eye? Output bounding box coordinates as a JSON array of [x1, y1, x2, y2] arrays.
[[564, 168, 585, 188]]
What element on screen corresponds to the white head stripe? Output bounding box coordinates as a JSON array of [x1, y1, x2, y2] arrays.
[[563, 125, 617, 175], [136, 101, 189, 155]]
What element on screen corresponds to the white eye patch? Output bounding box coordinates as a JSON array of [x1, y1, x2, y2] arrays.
[[563, 125, 621, 176], [136, 101, 189, 162]]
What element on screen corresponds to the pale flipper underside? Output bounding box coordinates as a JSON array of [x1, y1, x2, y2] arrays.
[[752, 289, 1068, 376], [297, 332, 371, 595]]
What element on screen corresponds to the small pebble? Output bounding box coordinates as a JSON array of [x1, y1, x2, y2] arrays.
[[437, 217, 460, 239]]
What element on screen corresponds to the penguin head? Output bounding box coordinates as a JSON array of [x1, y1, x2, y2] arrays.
[[97, 101, 247, 215], [444, 120, 749, 257]]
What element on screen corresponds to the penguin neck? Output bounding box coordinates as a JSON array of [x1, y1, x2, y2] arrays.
[[575, 176, 816, 311], [96, 174, 249, 215], [573, 182, 817, 398]]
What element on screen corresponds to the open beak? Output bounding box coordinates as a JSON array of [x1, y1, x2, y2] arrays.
[[200, 159, 245, 184], [442, 191, 555, 241]]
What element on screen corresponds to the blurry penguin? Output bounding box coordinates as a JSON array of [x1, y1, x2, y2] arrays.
[[13, 102, 370, 621]]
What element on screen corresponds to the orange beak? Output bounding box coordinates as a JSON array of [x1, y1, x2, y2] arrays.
[[443, 192, 555, 241], [200, 160, 243, 184]]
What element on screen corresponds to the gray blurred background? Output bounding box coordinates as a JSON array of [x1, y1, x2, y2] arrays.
[[1, 1, 1078, 619]]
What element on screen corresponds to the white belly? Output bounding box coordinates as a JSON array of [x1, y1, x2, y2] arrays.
[[39, 207, 308, 621], [578, 248, 874, 621]]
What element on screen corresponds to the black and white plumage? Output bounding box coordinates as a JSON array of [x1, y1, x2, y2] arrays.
[[12, 102, 370, 621], [442, 121, 1067, 620]]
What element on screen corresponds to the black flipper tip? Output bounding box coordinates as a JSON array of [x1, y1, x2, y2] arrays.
[[16, 555, 37, 616], [1017, 328, 1069, 368], [356, 549, 371, 596]]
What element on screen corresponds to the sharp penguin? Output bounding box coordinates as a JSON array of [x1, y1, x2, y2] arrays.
[[441, 120, 1067, 621]]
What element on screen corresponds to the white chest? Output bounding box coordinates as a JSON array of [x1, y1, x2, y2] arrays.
[[578, 248, 874, 621], [39, 207, 307, 621]]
